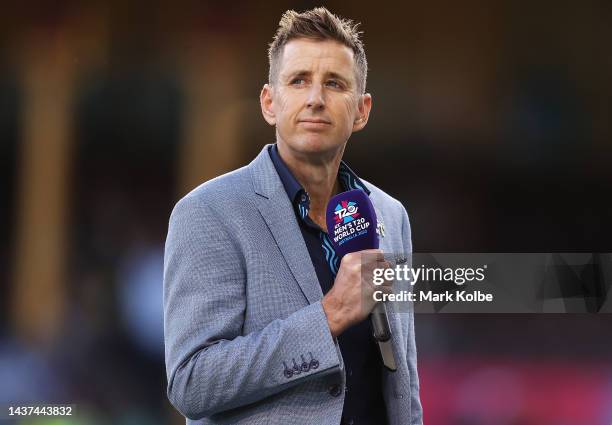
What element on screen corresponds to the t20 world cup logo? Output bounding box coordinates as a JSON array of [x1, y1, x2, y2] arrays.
[[334, 200, 360, 224]]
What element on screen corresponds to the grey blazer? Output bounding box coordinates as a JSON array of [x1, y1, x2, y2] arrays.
[[163, 145, 423, 425]]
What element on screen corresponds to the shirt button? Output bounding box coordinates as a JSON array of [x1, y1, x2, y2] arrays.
[[300, 194, 307, 202], [328, 384, 342, 397]]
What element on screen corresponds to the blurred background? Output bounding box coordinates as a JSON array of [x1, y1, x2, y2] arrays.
[[1, 1, 611, 424]]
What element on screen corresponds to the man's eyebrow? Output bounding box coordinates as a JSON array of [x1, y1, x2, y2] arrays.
[[283, 70, 311, 80]]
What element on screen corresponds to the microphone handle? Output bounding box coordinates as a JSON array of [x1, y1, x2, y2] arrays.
[[370, 302, 391, 342]]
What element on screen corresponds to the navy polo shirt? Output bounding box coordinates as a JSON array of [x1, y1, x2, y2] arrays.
[[269, 144, 388, 425]]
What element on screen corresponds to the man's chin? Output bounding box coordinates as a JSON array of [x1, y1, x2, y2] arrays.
[[290, 136, 344, 155]]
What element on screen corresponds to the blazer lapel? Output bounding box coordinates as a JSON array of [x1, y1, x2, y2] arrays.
[[249, 145, 323, 305]]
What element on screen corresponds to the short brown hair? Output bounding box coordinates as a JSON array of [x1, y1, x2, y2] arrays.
[[268, 7, 368, 94]]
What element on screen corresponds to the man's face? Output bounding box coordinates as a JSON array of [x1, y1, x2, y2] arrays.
[[260, 38, 371, 158]]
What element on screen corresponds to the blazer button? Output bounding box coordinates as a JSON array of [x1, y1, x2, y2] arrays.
[[328, 384, 342, 397]]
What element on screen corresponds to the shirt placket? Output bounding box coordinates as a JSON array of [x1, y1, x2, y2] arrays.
[[296, 190, 340, 277]]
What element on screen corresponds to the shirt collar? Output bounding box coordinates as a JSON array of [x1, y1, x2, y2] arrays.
[[268, 143, 371, 207], [268, 144, 303, 204]]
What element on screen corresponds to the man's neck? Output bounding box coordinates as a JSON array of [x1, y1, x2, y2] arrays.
[[277, 141, 345, 231]]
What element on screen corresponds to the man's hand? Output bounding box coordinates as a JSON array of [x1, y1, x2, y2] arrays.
[[321, 249, 393, 338]]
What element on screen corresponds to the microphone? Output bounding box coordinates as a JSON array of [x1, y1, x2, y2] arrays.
[[325, 189, 397, 371]]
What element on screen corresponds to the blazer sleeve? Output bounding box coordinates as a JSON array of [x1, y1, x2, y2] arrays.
[[400, 204, 424, 425], [163, 195, 341, 420]]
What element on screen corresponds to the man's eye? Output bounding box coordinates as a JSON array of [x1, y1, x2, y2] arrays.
[[326, 80, 341, 88], [290, 78, 306, 85]]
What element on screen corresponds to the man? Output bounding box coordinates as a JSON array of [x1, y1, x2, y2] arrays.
[[164, 7, 422, 425]]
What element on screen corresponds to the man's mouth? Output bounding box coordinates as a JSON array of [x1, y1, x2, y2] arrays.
[[298, 118, 331, 125]]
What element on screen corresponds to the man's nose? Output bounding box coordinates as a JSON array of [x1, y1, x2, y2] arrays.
[[306, 83, 325, 109]]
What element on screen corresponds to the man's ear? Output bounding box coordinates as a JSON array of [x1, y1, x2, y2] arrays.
[[260, 84, 276, 126], [352, 93, 372, 133]]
